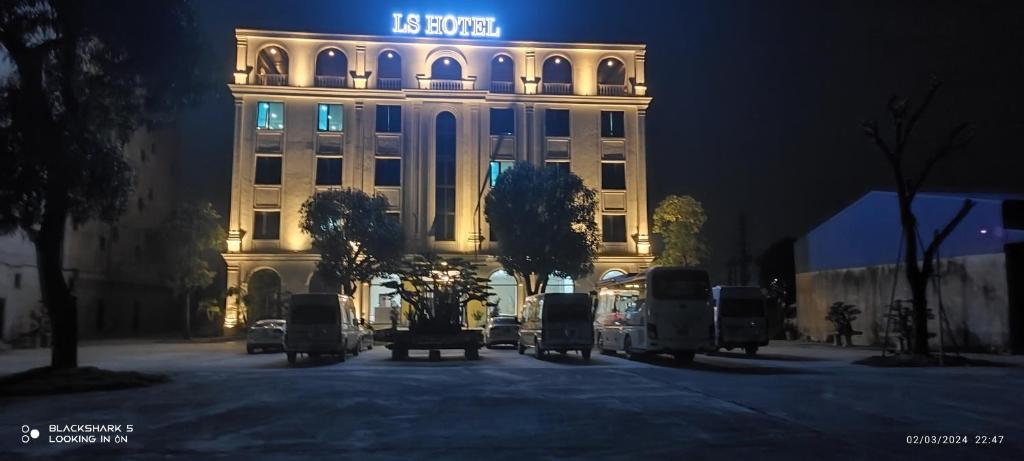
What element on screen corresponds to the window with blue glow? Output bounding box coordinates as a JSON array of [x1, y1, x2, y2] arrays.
[[376, 105, 402, 133], [318, 104, 343, 132], [256, 102, 284, 130], [489, 160, 514, 186], [490, 108, 514, 135]]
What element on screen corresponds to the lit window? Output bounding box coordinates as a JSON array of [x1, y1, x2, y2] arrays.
[[315, 158, 342, 186], [489, 160, 514, 186], [256, 102, 284, 130], [602, 215, 627, 242], [601, 111, 625, 138], [255, 157, 282, 185], [376, 105, 402, 133], [253, 211, 281, 240], [317, 104, 343, 132]]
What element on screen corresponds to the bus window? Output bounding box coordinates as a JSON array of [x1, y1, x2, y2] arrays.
[[721, 298, 765, 317], [651, 269, 709, 299]]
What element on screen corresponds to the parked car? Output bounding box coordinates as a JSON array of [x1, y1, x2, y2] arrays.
[[519, 293, 594, 360], [483, 315, 520, 348], [284, 293, 362, 364], [246, 319, 286, 354], [358, 319, 375, 351]]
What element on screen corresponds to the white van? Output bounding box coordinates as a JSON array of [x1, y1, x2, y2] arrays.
[[711, 286, 769, 355], [285, 293, 362, 364]]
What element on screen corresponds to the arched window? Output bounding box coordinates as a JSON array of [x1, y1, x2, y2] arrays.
[[256, 46, 288, 86], [490, 54, 514, 93], [430, 57, 462, 89], [377, 50, 402, 90], [489, 270, 518, 316], [433, 112, 456, 240], [601, 269, 626, 281], [315, 48, 348, 88], [542, 56, 572, 94], [369, 274, 401, 323], [544, 275, 575, 294], [598, 58, 626, 95], [248, 269, 282, 321]]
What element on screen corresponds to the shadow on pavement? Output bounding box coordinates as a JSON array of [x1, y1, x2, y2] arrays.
[[704, 351, 827, 362], [629, 353, 810, 375], [533, 352, 603, 366]]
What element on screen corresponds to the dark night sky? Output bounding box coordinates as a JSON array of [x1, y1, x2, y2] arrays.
[[180, 0, 1024, 280]]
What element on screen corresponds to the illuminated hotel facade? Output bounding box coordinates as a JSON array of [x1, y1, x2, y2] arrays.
[[222, 20, 654, 328]]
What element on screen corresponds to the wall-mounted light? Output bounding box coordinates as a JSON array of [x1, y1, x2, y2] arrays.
[[269, 47, 277, 55], [443, 58, 451, 65], [606, 59, 614, 67], [497, 56, 504, 63], [328, 50, 335, 57], [554, 57, 561, 64], [387, 51, 394, 59]]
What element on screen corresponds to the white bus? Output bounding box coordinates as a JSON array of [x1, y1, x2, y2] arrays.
[[595, 267, 714, 363]]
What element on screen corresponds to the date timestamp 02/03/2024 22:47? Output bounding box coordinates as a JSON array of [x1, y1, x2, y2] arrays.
[[906, 435, 1005, 445]]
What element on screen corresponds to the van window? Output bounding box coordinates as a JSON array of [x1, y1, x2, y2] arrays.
[[721, 298, 765, 318], [290, 304, 337, 324], [542, 297, 590, 322]]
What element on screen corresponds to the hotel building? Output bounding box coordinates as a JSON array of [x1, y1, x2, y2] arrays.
[[223, 23, 654, 328]]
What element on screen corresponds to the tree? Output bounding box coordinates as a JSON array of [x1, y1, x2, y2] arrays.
[[299, 188, 404, 296], [0, 1, 201, 368], [651, 195, 708, 267], [161, 202, 225, 339], [862, 78, 975, 356], [484, 163, 599, 295], [382, 254, 493, 335]]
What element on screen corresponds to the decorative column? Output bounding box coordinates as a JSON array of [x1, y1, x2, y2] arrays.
[[525, 104, 536, 165], [522, 50, 540, 95], [351, 43, 370, 89], [468, 104, 485, 249], [223, 264, 241, 330], [233, 37, 250, 84], [632, 50, 647, 96], [634, 107, 651, 255], [354, 101, 365, 190], [227, 96, 245, 253]]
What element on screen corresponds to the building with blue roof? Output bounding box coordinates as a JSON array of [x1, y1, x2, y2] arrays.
[[795, 191, 1024, 352]]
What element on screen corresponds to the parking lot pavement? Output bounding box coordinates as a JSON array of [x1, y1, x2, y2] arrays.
[[2, 341, 1023, 460]]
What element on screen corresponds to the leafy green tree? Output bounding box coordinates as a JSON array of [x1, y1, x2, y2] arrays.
[[0, 1, 201, 368], [651, 195, 708, 266], [485, 163, 599, 295], [161, 202, 225, 339], [862, 78, 974, 355], [299, 188, 404, 296], [382, 254, 493, 334]]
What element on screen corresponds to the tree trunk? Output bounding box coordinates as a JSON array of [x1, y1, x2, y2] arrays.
[[35, 193, 77, 369], [909, 275, 930, 355], [184, 291, 192, 339]]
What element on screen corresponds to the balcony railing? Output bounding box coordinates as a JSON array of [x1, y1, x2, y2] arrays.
[[490, 81, 514, 94], [430, 79, 464, 90], [378, 77, 401, 90], [257, 74, 288, 86], [598, 84, 628, 96], [543, 82, 573, 95], [315, 75, 347, 88]]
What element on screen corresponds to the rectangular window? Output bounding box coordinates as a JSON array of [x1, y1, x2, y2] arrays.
[[489, 160, 514, 187], [315, 158, 342, 186], [376, 105, 402, 133], [546, 161, 570, 175], [254, 156, 282, 185], [545, 109, 570, 137], [375, 158, 402, 186], [490, 108, 514, 135], [601, 111, 625, 138], [256, 102, 284, 130], [317, 103, 343, 132], [253, 211, 281, 240], [601, 162, 626, 190], [602, 215, 627, 243]]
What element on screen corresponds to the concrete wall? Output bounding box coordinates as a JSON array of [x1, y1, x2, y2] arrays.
[[796, 252, 1010, 352]]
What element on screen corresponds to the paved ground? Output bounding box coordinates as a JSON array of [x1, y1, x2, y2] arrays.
[[1, 340, 1022, 460]]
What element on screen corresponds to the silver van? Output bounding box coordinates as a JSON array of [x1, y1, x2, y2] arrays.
[[711, 286, 769, 355], [285, 293, 362, 364], [518, 293, 594, 360]]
